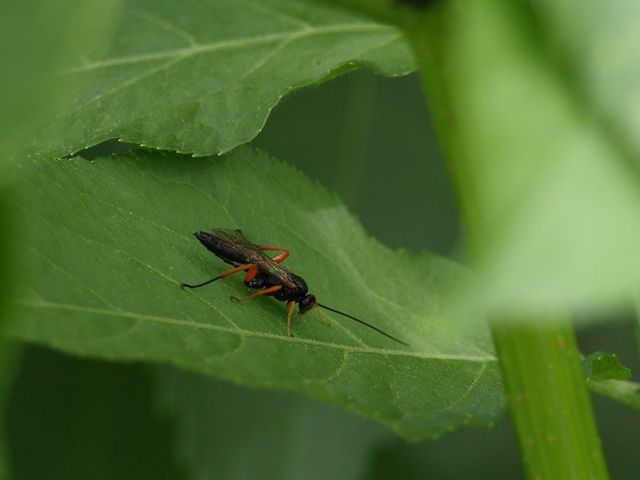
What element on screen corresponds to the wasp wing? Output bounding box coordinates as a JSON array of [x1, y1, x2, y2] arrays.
[[210, 228, 297, 289], [208, 228, 260, 262]]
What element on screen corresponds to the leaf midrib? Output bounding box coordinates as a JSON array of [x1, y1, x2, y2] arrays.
[[66, 22, 396, 74], [17, 299, 497, 362]]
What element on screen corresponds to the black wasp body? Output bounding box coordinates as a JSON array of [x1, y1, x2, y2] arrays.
[[190, 229, 317, 314], [181, 228, 407, 345]]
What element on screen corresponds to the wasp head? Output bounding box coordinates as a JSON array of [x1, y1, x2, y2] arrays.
[[298, 294, 317, 315]]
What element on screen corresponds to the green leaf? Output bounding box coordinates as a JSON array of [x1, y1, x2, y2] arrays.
[[585, 304, 640, 411], [155, 367, 392, 480], [0, 0, 118, 175], [27, 0, 415, 159], [0, 3, 119, 392], [8, 148, 502, 440], [0, 196, 15, 328], [444, 0, 640, 314], [583, 351, 631, 382], [583, 351, 640, 412]]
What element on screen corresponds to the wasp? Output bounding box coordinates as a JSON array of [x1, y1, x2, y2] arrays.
[[180, 228, 408, 346]]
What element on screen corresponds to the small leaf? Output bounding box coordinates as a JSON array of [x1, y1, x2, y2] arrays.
[[583, 350, 640, 412], [8, 148, 502, 439], [27, 0, 415, 159], [583, 352, 631, 382]]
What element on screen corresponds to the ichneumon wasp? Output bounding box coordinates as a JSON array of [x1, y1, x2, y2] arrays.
[[180, 228, 408, 346]]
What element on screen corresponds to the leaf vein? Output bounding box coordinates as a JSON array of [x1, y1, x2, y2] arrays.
[[17, 299, 497, 362], [65, 23, 394, 73]]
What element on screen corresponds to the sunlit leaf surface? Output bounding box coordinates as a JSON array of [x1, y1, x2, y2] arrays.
[[27, 0, 415, 159], [8, 148, 502, 439]]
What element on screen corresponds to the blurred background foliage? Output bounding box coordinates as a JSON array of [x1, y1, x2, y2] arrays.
[[0, 1, 118, 478], [5, 70, 640, 479]]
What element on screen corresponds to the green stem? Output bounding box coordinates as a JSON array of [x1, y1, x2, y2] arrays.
[[493, 319, 608, 479], [400, 6, 610, 479]]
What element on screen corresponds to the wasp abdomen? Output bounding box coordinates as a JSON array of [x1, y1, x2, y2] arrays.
[[194, 231, 246, 265]]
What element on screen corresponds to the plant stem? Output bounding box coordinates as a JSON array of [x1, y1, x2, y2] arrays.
[[493, 318, 608, 479], [401, 6, 609, 479]]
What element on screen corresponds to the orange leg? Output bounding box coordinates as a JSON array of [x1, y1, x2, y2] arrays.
[[221, 263, 256, 279], [259, 245, 290, 264], [287, 301, 296, 337], [243, 265, 259, 283], [230, 284, 282, 303], [181, 263, 256, 289]]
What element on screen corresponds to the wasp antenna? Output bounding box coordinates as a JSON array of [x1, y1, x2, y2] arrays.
[[317, 303, 409, 347], [180, 275, 223, 289]]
